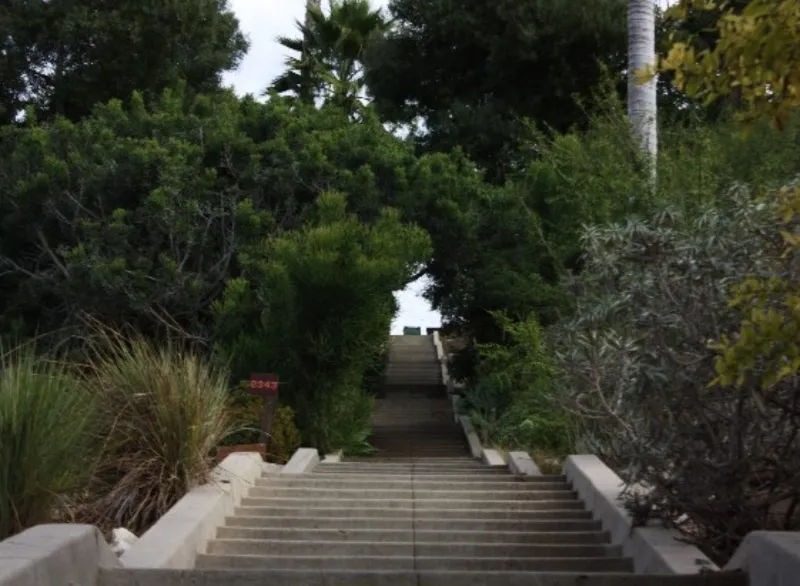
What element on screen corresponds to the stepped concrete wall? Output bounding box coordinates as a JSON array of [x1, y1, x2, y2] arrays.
[[726, 531, 800, 586], [565, 455, 719, 574], [0, 524, 119, 586], [121, 452, 265, 569]]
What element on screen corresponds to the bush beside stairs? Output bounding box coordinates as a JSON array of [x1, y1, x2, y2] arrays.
[[101, 335, 690, 585]]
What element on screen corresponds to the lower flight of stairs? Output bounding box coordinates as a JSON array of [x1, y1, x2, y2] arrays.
[[195, 457, 635, 577]]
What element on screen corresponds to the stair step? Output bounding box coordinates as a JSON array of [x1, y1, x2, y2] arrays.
[[356, 451, 469, 455], [241, 497, 585, 511], [207, 538, 621, 558], [366, 438, 465, 443], [224, 515, 603, 532], [322, 456, 476, 460], [247, 487, 577, 501], [314, 465, 492, 471], [256, 478, 570, 490], [233, 507, 593, 520], [278, 473, 563, 483], [195, 554, 635, 572], [314, 463, 496, 470], [311, 469, 515, 476], [116, 568, 763, 586], [367, 441, 464, 445], [313, 466, 503, 472], [215, 526, 611, 544]]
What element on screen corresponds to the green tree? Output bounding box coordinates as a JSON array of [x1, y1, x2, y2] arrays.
[[213, 193, 431, 452], [363, 0, 628, 182], [0, 90, 427, 346], [661, 0, 800, 128], [0, 89, 268, 344], [659, 0, 800, 392], [270, 0, 388, 113], [0, 0, 247, 124]]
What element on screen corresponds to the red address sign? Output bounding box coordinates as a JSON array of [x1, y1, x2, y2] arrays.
[[248, 372, 279, 397]]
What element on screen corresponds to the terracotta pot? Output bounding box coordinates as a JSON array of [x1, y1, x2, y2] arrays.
[[216, 443, 266, 462]]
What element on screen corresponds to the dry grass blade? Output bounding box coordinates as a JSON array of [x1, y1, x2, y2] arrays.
[[85, 327, 234, 534]]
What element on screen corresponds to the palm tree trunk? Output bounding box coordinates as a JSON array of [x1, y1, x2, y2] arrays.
[[628, 0, 657, 169]]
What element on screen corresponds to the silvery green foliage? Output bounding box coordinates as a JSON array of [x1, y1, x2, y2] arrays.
[[553, 186, 800, 563]]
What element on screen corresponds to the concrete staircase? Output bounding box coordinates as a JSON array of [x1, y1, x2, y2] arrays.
[[191, 334, 635, 580], [85, 333, 749, 585], [195, 458, 634, 575]]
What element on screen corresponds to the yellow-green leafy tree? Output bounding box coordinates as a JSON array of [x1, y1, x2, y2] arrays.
[[661, 0, 800, 129], [661, 0, 800, 390]]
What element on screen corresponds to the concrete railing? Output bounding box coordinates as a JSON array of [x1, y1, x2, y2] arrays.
[[120, 447, 317, 569], [120, 452, 266, 569], [726, 530, 800, 585], [0, 524, 120, 586], [565, 455, 719, 575], [0, 447, 321, 585], [566, 453, 800, 582], [432, 331, 506, 467]]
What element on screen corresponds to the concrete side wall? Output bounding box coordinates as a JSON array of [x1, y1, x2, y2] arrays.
[[121, 452, 264, 569], [434, 332, 511, 467], [508, 451, 542, 477], [281, 448, 320, 474], [432, 331, 464, 399], [564, 455, 718, 575], [0, 524, 120, 586], [726, 530, 800, 586]]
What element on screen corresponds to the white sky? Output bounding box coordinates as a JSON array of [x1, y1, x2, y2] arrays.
[[221, 0, 673, 335]]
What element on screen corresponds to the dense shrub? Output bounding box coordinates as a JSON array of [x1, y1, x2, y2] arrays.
[[85, 330, 234, 534], [221, 392, 302, 464], [267, 405, 303, 463], [218, 386, 264, 447], [553, 189, 800, 563], [0, 344, 101, 539], [428, 92, 800, 382], [459, 313, 574, 467], [712, 182, 800, 390]]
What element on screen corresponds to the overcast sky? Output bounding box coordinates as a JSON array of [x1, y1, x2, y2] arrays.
[[221, 0, 673, 335]]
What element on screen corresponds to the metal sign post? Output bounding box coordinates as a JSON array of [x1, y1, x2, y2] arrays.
[[247, 372, 280, 451]]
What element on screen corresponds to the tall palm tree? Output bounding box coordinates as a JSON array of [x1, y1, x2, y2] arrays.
[[270, 0, 388, 112], [305, 0, 321, 27], [628, 0, 658, 168]]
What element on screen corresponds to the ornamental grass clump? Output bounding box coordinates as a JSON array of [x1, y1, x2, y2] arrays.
[[0, 343, 101, 539], [86, 329, 234, 534]]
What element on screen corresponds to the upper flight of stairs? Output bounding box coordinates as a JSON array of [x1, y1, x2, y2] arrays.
[[384, 334, 442, 388], [363, 335, 467, 459]]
